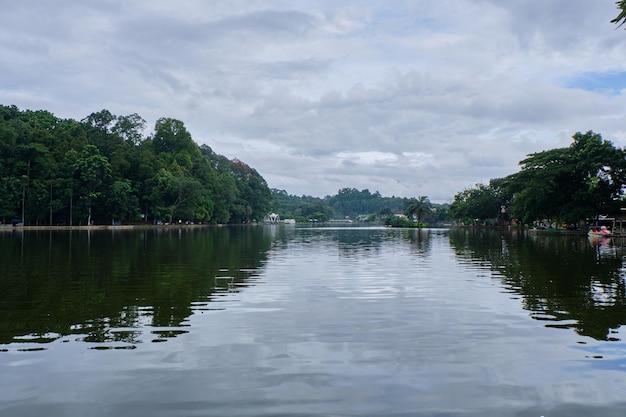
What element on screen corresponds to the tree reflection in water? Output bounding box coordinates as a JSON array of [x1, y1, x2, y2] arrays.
[[449, 228, 626, 341], [0, 227, 272, 348]]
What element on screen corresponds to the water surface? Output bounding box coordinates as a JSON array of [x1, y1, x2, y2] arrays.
[[1, 226, 625, 416]]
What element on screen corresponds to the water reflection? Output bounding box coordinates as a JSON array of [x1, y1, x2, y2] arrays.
[[4, 226, 626, 415], [272, 226, 433, 258], [449, 228, 626, 341], [0, 227, 272, 349]]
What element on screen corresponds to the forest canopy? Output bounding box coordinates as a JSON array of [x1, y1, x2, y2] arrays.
[[0, 105, 272, 225], [8, 104, 617, 230], [449, 131, 626, 226]]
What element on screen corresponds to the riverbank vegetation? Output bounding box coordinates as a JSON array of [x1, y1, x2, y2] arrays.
[[0, 105, 272, 225], [6, 104, 619, 229], [450, 131, 626, 228], [1, 104, 451, 227], [271, 188, 450, 226]]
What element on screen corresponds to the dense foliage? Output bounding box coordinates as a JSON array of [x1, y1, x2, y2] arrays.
[[326, 188, 406, 218], [450, 131, 626, 226], [0, 105, 272, 225], [271, 187, 450, 225], [449, 180, 507, 225]]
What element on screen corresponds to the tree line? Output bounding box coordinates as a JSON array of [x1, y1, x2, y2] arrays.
[[0, 105, 272, 225], [449, 131, 626, 227], [271, 187, 450, 225], [8, 105, 617, 229], [1, 104, 448, 228]]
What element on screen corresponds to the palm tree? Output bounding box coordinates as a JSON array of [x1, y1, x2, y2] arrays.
[[612, 1, 626, 28], [405, 196, 432, 226]]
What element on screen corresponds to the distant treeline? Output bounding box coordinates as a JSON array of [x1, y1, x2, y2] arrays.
[[0, 105, 272, 225], [270, 188, 450, 224]]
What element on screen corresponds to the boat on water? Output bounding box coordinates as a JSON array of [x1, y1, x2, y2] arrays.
[[588, 225, 611, 237]]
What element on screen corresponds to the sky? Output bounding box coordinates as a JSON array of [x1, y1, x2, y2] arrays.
[[2, 1, 626, 203]]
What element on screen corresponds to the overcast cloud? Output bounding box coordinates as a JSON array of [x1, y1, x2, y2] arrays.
[[2, 0, 626, 202]]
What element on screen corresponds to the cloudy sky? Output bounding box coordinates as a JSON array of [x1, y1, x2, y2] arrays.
[[2, 1, 626, 202]]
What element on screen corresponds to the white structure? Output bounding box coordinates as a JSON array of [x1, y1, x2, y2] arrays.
[[264, 213, 280, 223]]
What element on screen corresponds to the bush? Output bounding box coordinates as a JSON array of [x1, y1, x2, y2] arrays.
[[384, 215, 415, 227]]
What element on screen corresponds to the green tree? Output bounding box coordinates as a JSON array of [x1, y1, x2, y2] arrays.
[[83, 109, 116, 132], [1, 105, 274, 226], [146, 164, 212, 223], [228, 159, 273, 222], [405, 196, 432, 226], [503, 148, 569, 224], [210, 173, 238, 223], [504, 131, 626, 225], [153, 118, 200, 170], [450, 182, 506, 225], [73, 145, 112, 225], [567, 131, 626, 219], [112, 113, 146, 145], [384, 214, 414, 227], [108, 180, 139, 224], [301, 200, 333, 222], [0, 176, 21, 223], [430, 203, 450, 224]]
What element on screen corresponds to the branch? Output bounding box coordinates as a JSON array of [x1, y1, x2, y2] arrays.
[[611, 0, 626, 28]]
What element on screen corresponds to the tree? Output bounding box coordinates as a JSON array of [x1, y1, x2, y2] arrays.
[[0, 176, 21, 223], [228, 159, 273, 222], [112, 113, 146, 145], [60, 149, 79, 226], [108, 180, 139, 224], [503, 147, 572, 225], [504, 131, 626, 225], [612, 1, 626, 28], [405, 196, 432, 226], [450, 183, 503, 224], [73, 145, 112, 225], [153, 118, 197, 156], [211, 173, 238, 223], [82, 109, 116, 133], [567, 131, 626, 219], [301, 200, 333, 222], [145, 163, 213, 223], [0, 105, 274, 225], [326, 187, 405, 218], [384, 214, 414, 228]]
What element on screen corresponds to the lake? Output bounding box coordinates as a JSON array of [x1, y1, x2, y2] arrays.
[[1, 226, 625, 416]]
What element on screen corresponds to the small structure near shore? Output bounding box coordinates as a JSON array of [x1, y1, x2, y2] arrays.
[[264, 213, 280, 223], [588, 215, 626, 237]]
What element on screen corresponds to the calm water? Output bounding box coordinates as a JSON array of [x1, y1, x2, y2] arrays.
[[1, 226, 626, 416]]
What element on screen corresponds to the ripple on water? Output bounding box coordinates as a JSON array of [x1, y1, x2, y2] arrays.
[[2, 228, 626, 416]]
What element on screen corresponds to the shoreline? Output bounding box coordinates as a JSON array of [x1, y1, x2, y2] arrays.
[[0, 223, 225, 232]]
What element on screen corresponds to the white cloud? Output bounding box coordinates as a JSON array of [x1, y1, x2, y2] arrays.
[[2, 0, 626, 202]]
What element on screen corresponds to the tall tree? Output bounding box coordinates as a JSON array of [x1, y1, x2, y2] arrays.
[[73, 145, 112, 225], [450, 182, 506, 224], [0, 177, 21, 223], [107, 179, 139, 224], [405, 196, 432, 225], [504, 147, 572, 224], [505, 131, 626, 225], [112, 113, 146, 145], [82, 109, 116, 133], [228, 159, 272, 222]]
